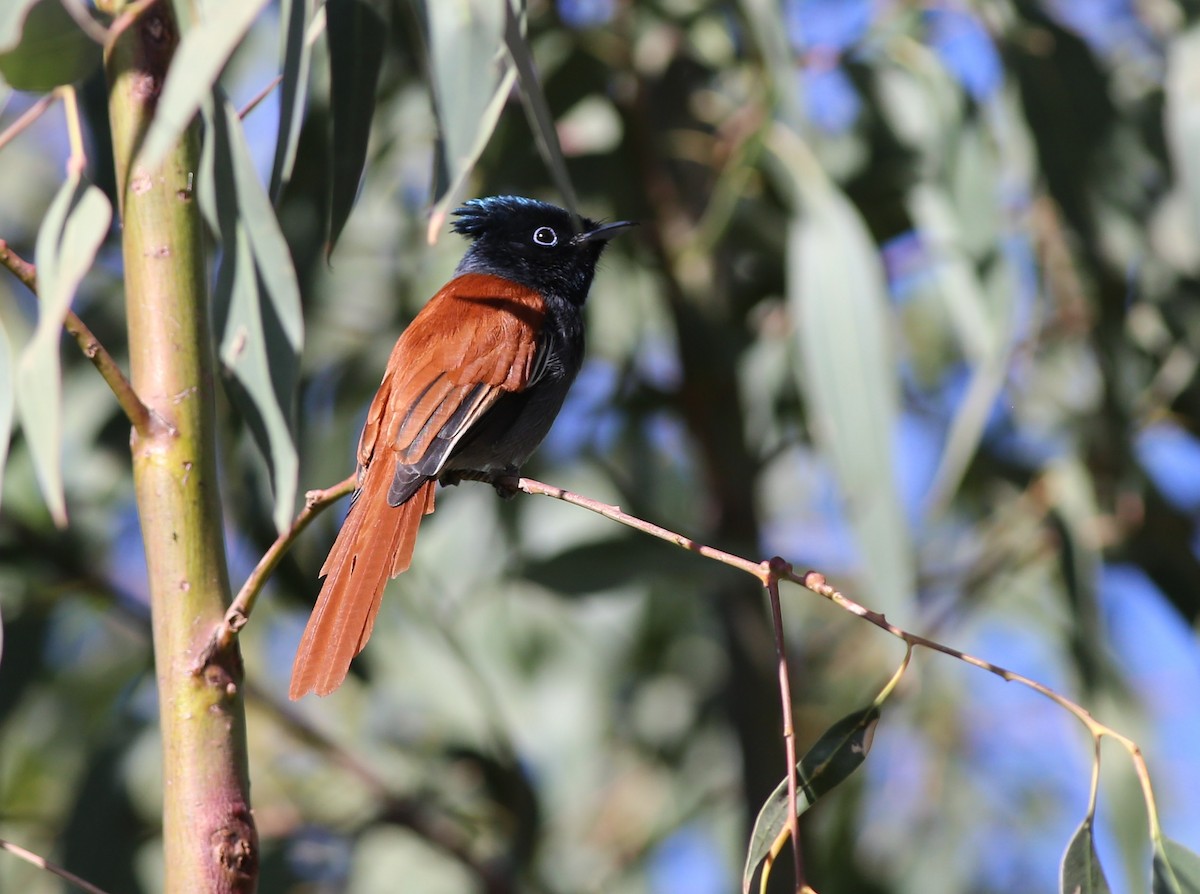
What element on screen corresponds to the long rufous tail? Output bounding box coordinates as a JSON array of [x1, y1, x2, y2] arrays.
[[289, 472, 436, 699]]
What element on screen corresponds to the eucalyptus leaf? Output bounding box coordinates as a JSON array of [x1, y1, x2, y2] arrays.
[[138, 0, 272, 172], [200, 96, 302, 532], [425, 0, 513, 239], [17, 174, 111, 527], [270, 0, 314, 203], [1166, 27, 1200, 266], [503, 1, 579, 219], [326, 0, 384, 255], [1060, 818, 1111, 894], [787, 180, 913, 616], [742, 706, 879, 894], [0, 0, 100, 92], [1154, 838, 1200, 894]]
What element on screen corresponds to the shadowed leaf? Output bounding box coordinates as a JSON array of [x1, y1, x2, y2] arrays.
[[326, 0, 384, 256], [0, 0, 100, 91], [137, 0, 271, 171], [1061, 818, 1111, 894], [17, 174, 111, 527], [742, 706, 879, 894], [269, 0, 314, 203]]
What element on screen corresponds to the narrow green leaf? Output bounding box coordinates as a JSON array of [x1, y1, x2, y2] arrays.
[[742, 706, 880, 894], [787, 183, 913, 616], [503, 1, 579, 219], [0, 315, 14, 512], [200, 96, 302, 531], [325, 0, 384, 255], [0, 0, 100, 91], [17, 174, 112, 527], [1061, 818, 1111, 894], [137, 0, 271, 172], [269, 0, 314, 203], [425, 0, 512, 239], [1154, 838, 1200, 894]]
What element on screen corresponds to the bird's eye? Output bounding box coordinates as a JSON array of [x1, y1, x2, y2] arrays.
[[532, 226, 558, 247]]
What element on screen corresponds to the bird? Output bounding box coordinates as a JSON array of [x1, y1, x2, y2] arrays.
[[289, 195, 634, 699]]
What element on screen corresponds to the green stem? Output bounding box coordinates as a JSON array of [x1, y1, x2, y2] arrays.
[[104, 2, 257, 892]]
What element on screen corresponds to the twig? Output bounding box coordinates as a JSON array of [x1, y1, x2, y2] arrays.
[[0, 93, 59, 155], [510, 475, 1167, 849], [237, 74, 284, 120], [195, 473, 358, 669], [0, 837, 114, 894], [765, 560, 806, 891], [0, 239, 158, 438]]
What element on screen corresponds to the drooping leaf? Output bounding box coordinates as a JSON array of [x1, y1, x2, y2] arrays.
[[742, 706, 879, 894], [17, 174, 111, 527], [269, 0, 314, 203], [0, 0, 101, 92], [325, 0, 384, 255], [137, 0, 272, 172], [787, 178, 913, 616], [425, 0, 514, 240], [521, 534, 702, 596], [199, 96, 302, 532], [503, 0, 578, 220], [1154, 838, 1200, 894], [1060, 818, 1112, 894]]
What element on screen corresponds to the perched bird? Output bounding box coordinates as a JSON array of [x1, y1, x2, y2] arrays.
[[290, 196, 634, 699]]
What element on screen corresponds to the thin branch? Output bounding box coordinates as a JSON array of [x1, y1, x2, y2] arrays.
[[510, 474, 1167, 847], [765, 560, 806, 891], [237, 75, 283, 120], [0, 837, 115, 894], [0, 93, 59, 156], [0, 239, 158, 437], [194, 473, 358, 670]]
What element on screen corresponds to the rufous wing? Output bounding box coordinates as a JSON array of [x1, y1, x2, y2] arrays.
[[288, 274, 546, 698]]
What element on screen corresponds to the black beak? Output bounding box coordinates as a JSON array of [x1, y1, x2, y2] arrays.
[[573, 220, 638, 244]]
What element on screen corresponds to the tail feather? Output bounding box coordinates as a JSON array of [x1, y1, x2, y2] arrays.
[[289, 472, 436, 699]]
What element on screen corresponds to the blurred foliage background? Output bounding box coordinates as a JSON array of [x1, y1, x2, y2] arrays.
[[3, 0, 1200, 892]]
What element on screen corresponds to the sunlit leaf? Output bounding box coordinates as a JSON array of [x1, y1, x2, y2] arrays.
[[0, 0, 100, 92], [425, 0, 513, 240], [743, 706, 879, 894], [787, 177, 913, 616], [1154, 838, 1200, 894], [1061, 818, 1111, 894], [199, 96, 302, 532], [17, 174, 111, 527], [269, 0, 314, 203], [138, 0, 271, 172], [326, 0, 384, 254]]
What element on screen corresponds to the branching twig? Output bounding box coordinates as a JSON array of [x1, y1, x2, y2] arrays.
[[508, 475, 1166, 847], [0, 239, 158, 438], [0, 93, 59, 155], [194, 473, 358, 669], [0, 837, 114, 894]]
